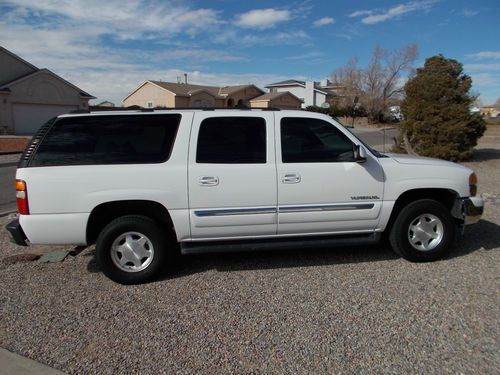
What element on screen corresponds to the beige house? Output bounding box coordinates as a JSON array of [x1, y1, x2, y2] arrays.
[[480, 106, 500, 118], [123, 80, 265, 109], [249, 91, 303, 109], [0, 46, 95, 135]]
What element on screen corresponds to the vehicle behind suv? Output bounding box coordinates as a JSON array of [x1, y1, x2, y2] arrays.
[[7, 109, 483, 284]]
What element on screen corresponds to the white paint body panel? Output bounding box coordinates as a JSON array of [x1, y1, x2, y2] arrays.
[[20, 213, 89, 245], [14, 110, 478, 247]]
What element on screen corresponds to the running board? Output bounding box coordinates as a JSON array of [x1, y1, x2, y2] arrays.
[[180, 233, 381, 255]]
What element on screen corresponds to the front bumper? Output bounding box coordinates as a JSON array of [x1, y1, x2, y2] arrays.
[[6, 218, 28, 246], [460, 196, 484, 225]]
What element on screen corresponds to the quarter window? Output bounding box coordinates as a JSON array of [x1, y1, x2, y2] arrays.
[[196, 117, 266, 164], [30, 114, 180, 166], [281, 117, 354, 163]]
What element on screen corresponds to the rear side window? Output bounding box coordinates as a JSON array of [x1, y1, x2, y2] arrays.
[[29, 114, 180, 166], [196, 117, 266, 163]]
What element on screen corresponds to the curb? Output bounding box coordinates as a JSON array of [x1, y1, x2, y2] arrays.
[[0, 210, 16, 217], [0, 348, 66, 374]]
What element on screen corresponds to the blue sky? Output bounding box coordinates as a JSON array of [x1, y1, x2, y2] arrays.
[[1, 0, 499, 105]]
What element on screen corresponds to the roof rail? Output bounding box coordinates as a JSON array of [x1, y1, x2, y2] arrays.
[[69, 109, 91, 114], [87, 106, 288, 113]]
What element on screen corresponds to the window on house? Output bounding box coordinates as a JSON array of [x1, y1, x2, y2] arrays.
[[147, 101, 154, 108], [196, 117, 266, 164], [281, 117, 354, 163]]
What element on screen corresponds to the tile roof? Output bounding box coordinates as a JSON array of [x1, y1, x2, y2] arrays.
[[150, 81, 222, 97], [149, 81, 261, 98], [250, 91, 302, 102], [265, 79, 305, 87]]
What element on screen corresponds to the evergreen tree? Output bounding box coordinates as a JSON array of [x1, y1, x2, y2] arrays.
[[399, 55, 486, 161]]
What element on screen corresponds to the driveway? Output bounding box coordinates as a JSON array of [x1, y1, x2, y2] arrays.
[[0, 162, 16, 214]]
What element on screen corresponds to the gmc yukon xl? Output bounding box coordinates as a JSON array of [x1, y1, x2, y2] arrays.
[[6, 109, 483, 284]]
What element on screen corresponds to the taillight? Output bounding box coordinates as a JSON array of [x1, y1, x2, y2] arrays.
[[469, 173, 478, 197], [15, 179, 30, 215]]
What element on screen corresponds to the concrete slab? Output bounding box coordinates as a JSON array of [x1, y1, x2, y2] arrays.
[[0, 348, 66, 374], [38, 249, 72, 263]]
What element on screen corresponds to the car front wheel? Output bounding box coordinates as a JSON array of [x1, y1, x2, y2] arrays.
[[389, 199, 455, 262]]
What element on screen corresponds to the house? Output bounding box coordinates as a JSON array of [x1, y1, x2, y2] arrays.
[[0, 46, 95, 135], [123, 80, 265, 109], [480, 106, 500, 118], [96, 101, 115, 107], [249, 91, 302, 109], [265, 79, 340, 108]]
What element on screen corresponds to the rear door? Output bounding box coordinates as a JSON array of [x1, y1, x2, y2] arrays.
[[188, 112, 277, 239]]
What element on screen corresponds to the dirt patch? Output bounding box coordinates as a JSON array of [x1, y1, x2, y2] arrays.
[[0, 137, 30, 153], [1, 253, 39, 266]]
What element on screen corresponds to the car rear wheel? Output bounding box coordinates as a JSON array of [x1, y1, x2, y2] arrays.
[[96, 215, 170, 284], [389, 199, 455, 262]]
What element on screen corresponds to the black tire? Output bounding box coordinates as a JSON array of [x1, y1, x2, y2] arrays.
[[389, 199, 455, 262], [96, 215, 173, 284]]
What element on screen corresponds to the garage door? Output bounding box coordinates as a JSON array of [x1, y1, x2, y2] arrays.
[[12, 103, 79, 135]]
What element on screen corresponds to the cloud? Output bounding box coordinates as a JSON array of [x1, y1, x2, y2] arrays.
[[285, 51, 325, 61], [348, 10, 373, 18], [350, 1, 437, 25], [466, 51, 500, 61], [464, 63, 500, 72], [462, 9, 478, 17], [234, 8, 291, 29], [313, 17, 335, 27], [1, 0, 222, 39], [213, 29, 309, 46]]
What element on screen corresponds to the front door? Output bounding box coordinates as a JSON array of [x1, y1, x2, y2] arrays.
[[188, 112, 277, 240], [275, 113, 385, 235]]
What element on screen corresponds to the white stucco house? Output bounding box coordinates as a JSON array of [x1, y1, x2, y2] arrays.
[[265, 79, 340, 108], [0, 46, 95, 135]]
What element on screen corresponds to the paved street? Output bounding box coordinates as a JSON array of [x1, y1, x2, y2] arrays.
[[0, 163, 16, 214], [350, 126, 399, 151]]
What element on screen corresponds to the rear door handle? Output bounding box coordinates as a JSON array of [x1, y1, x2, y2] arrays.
[[281, 173, 301, 184], [198, 176, 219, 186]]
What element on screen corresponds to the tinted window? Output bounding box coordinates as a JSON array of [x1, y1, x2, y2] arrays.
[[30, 114, 180, 166], [196, 117, 266, 163], [281, 117, 354, 163]]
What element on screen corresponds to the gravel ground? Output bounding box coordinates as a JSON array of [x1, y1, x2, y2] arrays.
[[0, 153, 499, 374]]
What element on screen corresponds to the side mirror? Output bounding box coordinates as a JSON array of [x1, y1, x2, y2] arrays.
[[354, 144, 367, 163]]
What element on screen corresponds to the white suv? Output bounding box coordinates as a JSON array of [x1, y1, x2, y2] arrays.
[[6, 109, 483, 284]]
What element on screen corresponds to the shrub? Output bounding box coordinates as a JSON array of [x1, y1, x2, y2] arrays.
[[399, 55, 486, 161]]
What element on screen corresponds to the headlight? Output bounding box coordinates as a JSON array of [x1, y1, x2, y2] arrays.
[[469, 173, 477, 196]]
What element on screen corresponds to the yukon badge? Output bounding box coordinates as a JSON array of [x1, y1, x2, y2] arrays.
[[351, 195, 380, 200]]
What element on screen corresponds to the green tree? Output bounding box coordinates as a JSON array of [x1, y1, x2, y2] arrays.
[[399, 55, 486, 161]]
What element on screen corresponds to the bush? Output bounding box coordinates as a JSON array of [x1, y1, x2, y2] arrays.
[[399, 55, 486, 161]]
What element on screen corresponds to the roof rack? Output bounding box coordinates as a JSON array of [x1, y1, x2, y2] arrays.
[[84, 107, 284, 113]]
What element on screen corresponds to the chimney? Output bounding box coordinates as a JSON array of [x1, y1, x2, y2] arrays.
[[305, 81, 315, 107], [184, 73, 188, 84]]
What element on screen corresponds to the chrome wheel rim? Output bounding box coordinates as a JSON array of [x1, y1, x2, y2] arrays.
[[110, 231, 154, 272], [408, 214, 444, 251]]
